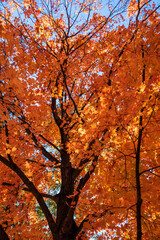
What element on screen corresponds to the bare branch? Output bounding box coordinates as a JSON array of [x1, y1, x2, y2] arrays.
[[39, 134, 61, 153], [140, 166, 160, 176], [23, 187, 59, 204]]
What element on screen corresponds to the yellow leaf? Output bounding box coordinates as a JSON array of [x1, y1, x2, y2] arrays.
[[152, 213, 156, 220], [12, 147, 17, 152], [6, 149, 11, 154]]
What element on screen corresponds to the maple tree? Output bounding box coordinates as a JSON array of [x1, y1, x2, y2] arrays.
[[0, 0, 160, 239]]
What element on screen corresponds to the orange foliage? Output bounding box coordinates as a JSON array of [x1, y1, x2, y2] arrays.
[[0, 0, 159, 239]]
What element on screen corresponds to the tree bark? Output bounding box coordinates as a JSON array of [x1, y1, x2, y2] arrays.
[[0, 225, 10, 240], [136, 116, 143, 240]]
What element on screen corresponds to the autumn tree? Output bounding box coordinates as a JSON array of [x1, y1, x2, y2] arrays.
[[0, 0, 159, 239], [97, 12, 160, 239]]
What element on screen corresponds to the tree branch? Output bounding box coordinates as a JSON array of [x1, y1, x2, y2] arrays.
[[0, 224, 10, 240], [0, 155, 57, 238], [39, 134, 61, 153], [140, 166, 160, 175], [25, 127, 60, 165], [22, 187, 59, 204]]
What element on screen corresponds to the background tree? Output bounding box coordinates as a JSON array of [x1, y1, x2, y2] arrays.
[[0, 0, 159, 239]]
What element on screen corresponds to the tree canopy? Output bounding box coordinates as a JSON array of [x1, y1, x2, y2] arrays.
[[0, 0, 160, 239]]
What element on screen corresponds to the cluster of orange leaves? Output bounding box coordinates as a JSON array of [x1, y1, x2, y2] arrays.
[[0, 0, 160, 239]]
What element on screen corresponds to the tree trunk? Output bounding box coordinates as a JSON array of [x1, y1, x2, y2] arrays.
[[55, 144, 79, 240], [136, 115, 143, 240], [0, 225, 10, 240]]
